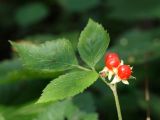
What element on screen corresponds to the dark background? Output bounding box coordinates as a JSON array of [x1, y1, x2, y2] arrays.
[[0, 0, 160, 120]]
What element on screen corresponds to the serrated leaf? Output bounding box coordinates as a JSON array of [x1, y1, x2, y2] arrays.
[[37, 70, 98, 103], [78, 19, 110, 68], [10, 39, 78, 72]]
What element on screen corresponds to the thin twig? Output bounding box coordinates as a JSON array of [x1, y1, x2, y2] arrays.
[[144, 63, 151, 120]]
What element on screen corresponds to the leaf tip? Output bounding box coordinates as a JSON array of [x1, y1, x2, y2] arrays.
[[9, 40, 14, 46], [36, 97, 44, 104], [88, 18, 94, 22], [88, 18, 97, 25]]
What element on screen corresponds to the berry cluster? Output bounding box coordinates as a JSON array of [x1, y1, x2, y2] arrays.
[[100, 52, 134, 85]]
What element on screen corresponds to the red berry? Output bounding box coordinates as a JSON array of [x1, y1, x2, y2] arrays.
[[105, 57, 120, 70], [105, 52, 119, 61], [118, 65, 132, 80]]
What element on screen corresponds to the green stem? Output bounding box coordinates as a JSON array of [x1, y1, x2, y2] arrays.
[[100, 77, 122, 120], [72, 65, 91, 71], [111, 84, 122, 120]]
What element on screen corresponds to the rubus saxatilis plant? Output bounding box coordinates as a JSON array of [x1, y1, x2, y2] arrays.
[[10, 19, 135, 120]]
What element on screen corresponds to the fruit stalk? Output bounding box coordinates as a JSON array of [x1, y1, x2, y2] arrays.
[[111, 84, 122, 120]]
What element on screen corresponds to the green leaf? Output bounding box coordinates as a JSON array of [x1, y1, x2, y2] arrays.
[[66, 107, 98, 120], [10, 39, 78, 72], [83, 113, 98, 120], [73, 92, 96, 112], [1, 99, 98, 120], [0, 59, 61, 85], [65, 98, 98, 120], [0, 114, 5, 120], [35, 100, 69, 120], [37, 70, 98, 103], [15, 2, 48, 27], [78, 19, 110, 68]]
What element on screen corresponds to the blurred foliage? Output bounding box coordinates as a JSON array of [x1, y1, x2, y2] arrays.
[[58, 0, 100, 12], [108, 0, 160, 20], [0, 93, 98, 120], [15, 2, 49, 27], [0, 59, 61, 84], [110, 28, 160, 64], [0, 0, 160, 119]]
